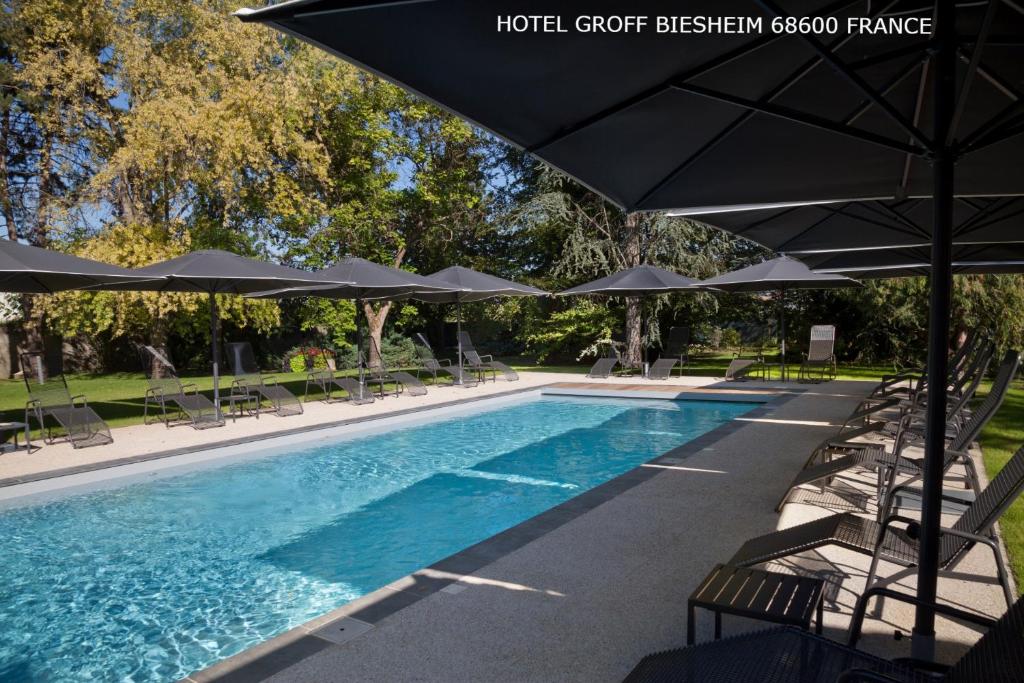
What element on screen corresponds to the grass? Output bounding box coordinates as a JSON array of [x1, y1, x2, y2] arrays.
[[978, 381, 1024, 593]]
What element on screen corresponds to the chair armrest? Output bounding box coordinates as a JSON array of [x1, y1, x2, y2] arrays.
[[479, 354, 493, 362], [849, 586, 996, 647], [262, 376, 278, 387], [25, 398, 40, 409], [180, 382, 199, 395], [438, 358, 453, 367], [70, 394, 89, 409]]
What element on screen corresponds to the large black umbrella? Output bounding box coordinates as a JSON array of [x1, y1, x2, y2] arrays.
[[805, 241, 1024, 276], [100, 250, 338, 415], [238, 0, 1024, 655], [248, 257, 461, 380], [559, 265, 700, 373], [383, 266, 547, 378], [681, 196, 1024, 255], [0, 239, 163, 292], [699, 256, 860, 378]]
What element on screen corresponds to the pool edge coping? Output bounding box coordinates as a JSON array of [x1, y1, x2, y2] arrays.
[[181, 387, 804, 683]]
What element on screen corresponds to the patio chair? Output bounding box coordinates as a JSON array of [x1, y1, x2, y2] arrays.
[[458, 331, 519, 381], [724, 353, 762, 381], [775, 350, 1016, 512], [414, 333, 478, 386], [587, 343, 619, 378], [663, 325, 690, 369], [301, 347, 356, 403], [21, 352, 113, 449], [797, 324, 837, 383], [139, 345, 224, 430], [647, 357, 678, 380], [365, 336, 427, 397], [225, 341, 303, 417], [625, 587, 1023, 683], [869, 330, 983, 400], [335, 377, 375, 405], [732, 439, 1024, 608]]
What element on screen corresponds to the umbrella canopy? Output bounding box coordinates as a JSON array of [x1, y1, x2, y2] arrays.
[[249, 257, 460, 300], [237, 1, 1024, 657], [699, 256, 859, 378], [0, 239, 163, 293], [98, 249, 329, 293], [805, 242, 1024, 276], [237, 1, 1024, 210], [401, 266, 547, 303], [98, 249, 342, 416], [682, 196, 1024, 255], [699, 255, 860, 292], [559, 265, 700, 297]]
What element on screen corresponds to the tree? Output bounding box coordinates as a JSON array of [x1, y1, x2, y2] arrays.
[[517, 170, 751, 365]]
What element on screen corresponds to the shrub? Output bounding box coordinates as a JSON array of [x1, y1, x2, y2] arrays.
[[285, 346, 335, 373], [720, 327, 742, 349]]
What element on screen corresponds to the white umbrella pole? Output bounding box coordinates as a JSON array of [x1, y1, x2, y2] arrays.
[[210, 292, 220, 419]]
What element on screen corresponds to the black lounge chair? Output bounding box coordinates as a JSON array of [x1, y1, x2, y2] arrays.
[[139, 345, 224, 430], [21, 352, 113, 449], [732, 440, 1024, 608], [776, 350, 1016, 513], [335, 376, 375, 405], [300, 348, 356, 403], [414, 333, 478, 386], [664, 325, 690, 369], [458, 331, 518, 381], [868, 331, 986, 402], [797, 325, 837, 383], [648, 357, 678, 380], [587, 344, 619, 378], [725, 355, 761, 381], [225, 341, 303, 417], [364, 336, 427, 397], [625, 587, 1023, 683]]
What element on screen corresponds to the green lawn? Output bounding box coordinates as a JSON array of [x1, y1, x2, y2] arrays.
[[978, 382, 1024, 593]]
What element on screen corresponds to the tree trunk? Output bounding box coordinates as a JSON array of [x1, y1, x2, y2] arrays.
[[622, 212, 643, 366], [363, 301, 392, 368]]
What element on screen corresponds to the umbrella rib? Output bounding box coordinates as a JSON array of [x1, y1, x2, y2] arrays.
[[634, 8, 884, 210], [525, 34, 780, 153], [755, 0, 934, 151], [668, 83, 925, 156], [955, 201, 1024, 238], [845, 39, 935, 70], [949, 0, 999, 147], [900, 57, 931, 192], [526, 0, 864, 154], [863, 200, 930, 237]]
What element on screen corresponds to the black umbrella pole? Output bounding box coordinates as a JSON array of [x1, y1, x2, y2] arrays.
[[913, 1, 955, 661]]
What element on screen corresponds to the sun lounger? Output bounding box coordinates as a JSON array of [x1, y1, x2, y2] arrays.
[[796, 324, 836, 383], [300, 348, 358, 403], [225, 341, 303, 417], [21, 352, 113, 449], [734, 440, 1024, 608], [725, 356, 761, 381], [364, 336, 427, 397], [139, 345, 223, 429], [647, 357, 678, 380], [587, 344, 619, 378], [335, 377, 375, 405], [663, 325, 690, 370], [776, 350, 1017, 512], [625, 588, 1022, 683], [414, 333, 478, 386], [458, 331, 518, 381]]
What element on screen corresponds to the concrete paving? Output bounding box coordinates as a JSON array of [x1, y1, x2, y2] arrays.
[[0, 372, 730, 484], [161, 379, 987, 682]]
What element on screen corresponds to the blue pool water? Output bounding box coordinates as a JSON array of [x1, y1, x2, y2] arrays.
[[0, 396, 754, 682]]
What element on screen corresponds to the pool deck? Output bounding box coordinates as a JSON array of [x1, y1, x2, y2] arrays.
[[0, 372, 774, 487], [1, 373, 1010, 681], [168, 377, 1011, 682]]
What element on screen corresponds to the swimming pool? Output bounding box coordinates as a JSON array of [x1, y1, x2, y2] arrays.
[[0, 395, 755, 682]]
